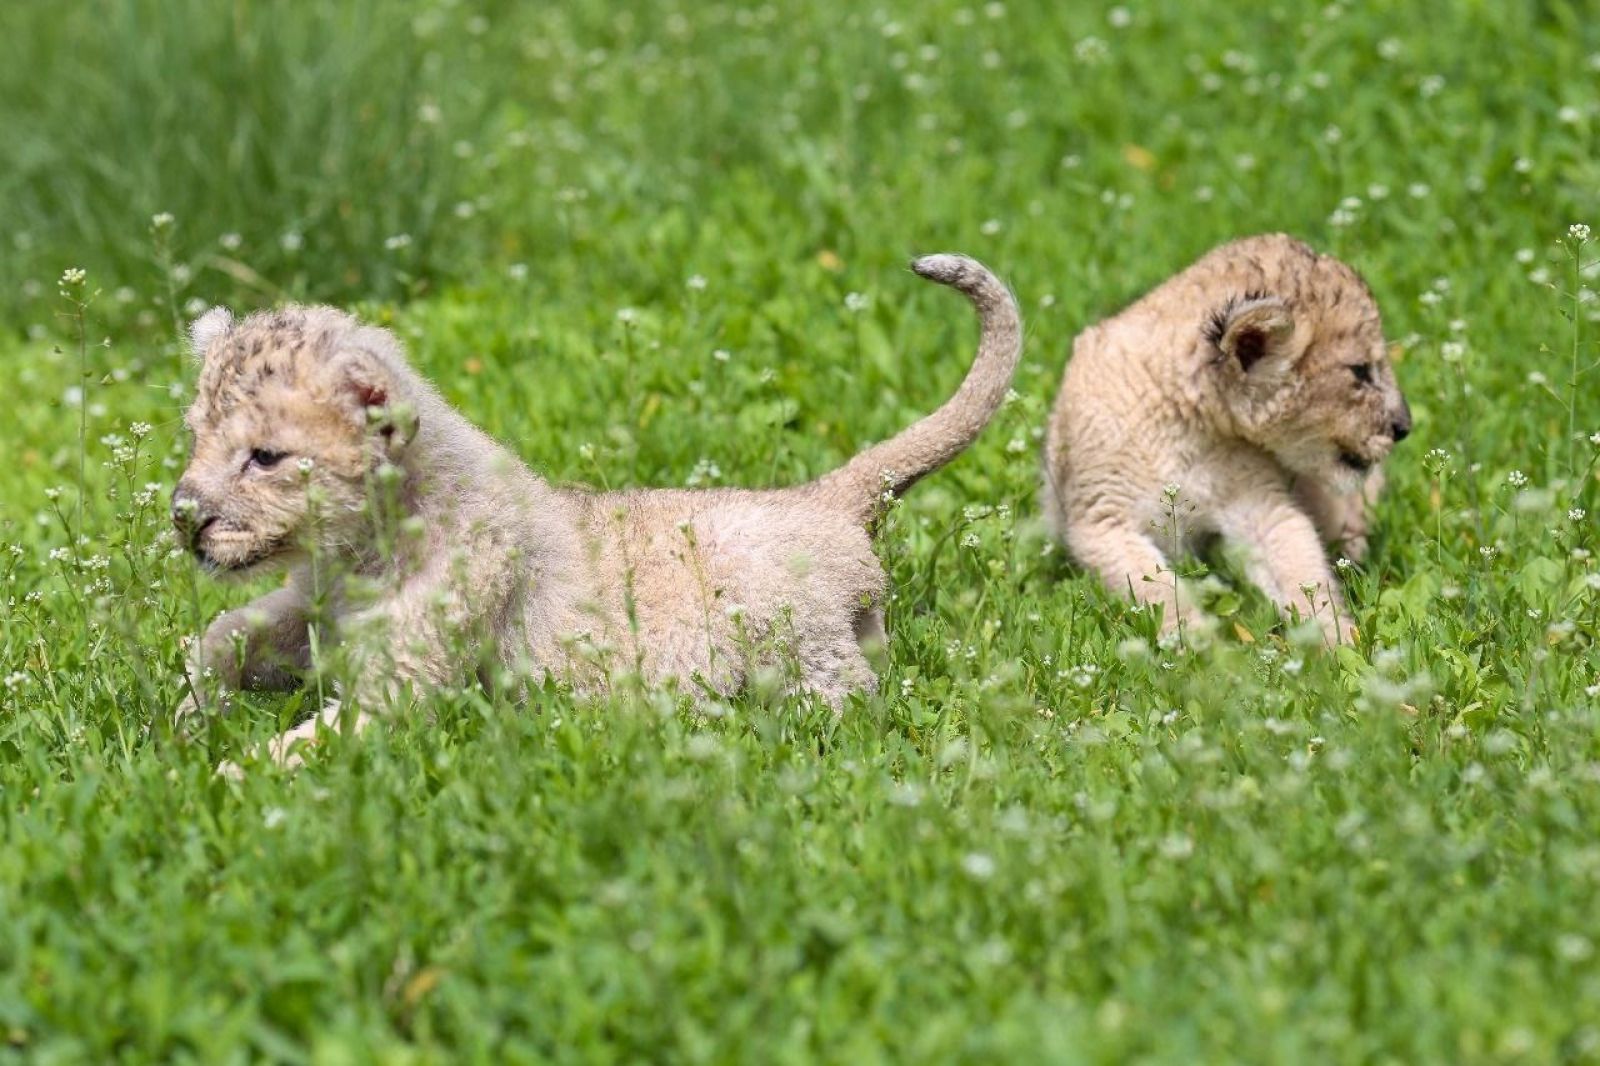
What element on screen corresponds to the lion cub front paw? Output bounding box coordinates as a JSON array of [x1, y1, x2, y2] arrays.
[[172, 686, 234, 736]]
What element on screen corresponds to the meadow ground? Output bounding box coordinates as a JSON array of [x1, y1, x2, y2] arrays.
[[1, 0, 1598, 1061]]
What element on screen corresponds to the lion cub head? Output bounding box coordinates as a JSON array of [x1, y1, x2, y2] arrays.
[[1203, 237, 1411, 488], [172, 306, 419, 575]]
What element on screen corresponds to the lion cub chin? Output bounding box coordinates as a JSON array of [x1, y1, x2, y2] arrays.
[[1042, 234, 1412, 644], [173, 255, 1020, 770]]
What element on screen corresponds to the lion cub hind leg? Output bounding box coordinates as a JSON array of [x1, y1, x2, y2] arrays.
[[771, 562, 884, 710], [794, 630, 879, 710]]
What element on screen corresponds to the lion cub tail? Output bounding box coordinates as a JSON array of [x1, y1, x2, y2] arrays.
[[809, 253, 1022, 523]]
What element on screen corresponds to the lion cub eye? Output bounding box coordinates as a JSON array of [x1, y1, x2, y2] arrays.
[[247, 448, 288, 470], [1349, 363, 1374, 385]]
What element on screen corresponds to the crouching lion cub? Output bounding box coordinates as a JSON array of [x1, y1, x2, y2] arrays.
[[1042, 234, 1411, 643], [173, 255, 1020, 768]]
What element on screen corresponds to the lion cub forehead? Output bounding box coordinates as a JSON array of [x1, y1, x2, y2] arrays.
[[192, 306, 364, 418], [1295, 261, 1385, 355], [1201, 234, 1374, 301], [1188, 234, 1383, 344], [209, 306, 360, 370]]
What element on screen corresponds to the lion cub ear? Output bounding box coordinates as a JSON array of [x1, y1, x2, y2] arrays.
[[1209, 295, 1295, 374], [330, 335, 419, 451], [187, 307, 235, 363]]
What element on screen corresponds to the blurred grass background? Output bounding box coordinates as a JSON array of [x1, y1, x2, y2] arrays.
[[3, 0, 1592, 332]]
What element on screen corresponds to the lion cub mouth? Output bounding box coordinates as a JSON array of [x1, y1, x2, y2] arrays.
[[196, 531, 289, 575], [1337, 449, 1373, 474]]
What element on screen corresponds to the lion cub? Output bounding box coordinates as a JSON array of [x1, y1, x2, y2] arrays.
[[1042, 234, 1411, 643], [174, 255, 1020, 767]]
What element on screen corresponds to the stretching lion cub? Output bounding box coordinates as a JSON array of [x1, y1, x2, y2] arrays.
[[1042, 234, 1411, 643], [173, 255, 1020, 767]]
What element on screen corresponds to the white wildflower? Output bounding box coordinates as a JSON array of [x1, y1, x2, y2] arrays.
[[1074, 36, 1108, 63], [961, 852, 997, 879]]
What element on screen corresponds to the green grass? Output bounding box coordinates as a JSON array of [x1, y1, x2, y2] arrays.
[[2, 0, 1599, 1060]]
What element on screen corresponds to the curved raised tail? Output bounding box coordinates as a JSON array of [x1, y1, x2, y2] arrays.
[[809, 254, 1022, 523]]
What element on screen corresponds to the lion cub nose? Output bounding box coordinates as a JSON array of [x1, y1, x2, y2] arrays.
[[1390, 401, 1413, 443], [171, 488, 216, 545]]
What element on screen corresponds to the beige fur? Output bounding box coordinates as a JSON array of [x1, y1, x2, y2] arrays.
[[173, 255, 1021, 769], [1041, 234, 1411, 643]]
